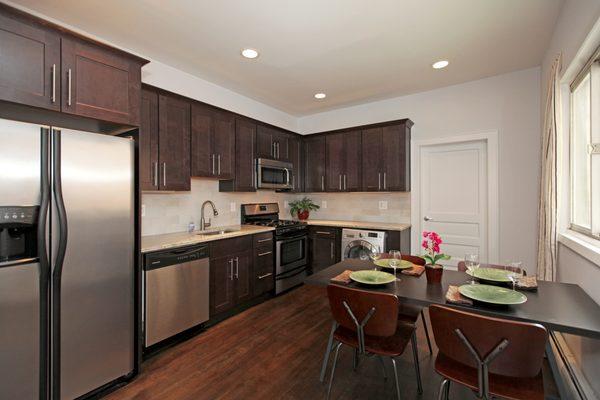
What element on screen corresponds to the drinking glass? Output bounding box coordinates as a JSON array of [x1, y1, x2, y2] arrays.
[[506, 261, 523, 291], [369, 250, 382, 270], [464, 253, 480, 284], [389, 250, 401, 280]]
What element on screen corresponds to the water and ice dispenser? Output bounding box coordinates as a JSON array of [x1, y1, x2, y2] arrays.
[[0, 206, 39, 262]]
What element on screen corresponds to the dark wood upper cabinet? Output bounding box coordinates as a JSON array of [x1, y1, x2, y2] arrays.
[[304, 136, 326, 192], [140, 88, 159, 191], [0, 11, 61, 111], [191, 103, 234, 179], [158, 93, 190, 191], [219, 118, 256, 192], [361, 121, 411, 191], [326, 131, 361, 192], [256, 125, 289, 161], [288, 136, 304, 192]]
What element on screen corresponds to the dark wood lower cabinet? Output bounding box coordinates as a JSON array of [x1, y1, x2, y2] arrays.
[[233, 251, 254, 304], [210, 255, 235, 316], [309, 227, 340, 274]]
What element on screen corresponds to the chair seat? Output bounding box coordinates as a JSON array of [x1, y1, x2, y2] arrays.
[[398, 303, 423, 323], [435, 353, 544, 400], [334, 323, 415, 357]]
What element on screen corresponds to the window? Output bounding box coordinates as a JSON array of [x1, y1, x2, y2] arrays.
[[570, 63, 600, 239]]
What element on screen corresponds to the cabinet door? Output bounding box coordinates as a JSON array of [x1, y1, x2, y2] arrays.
[[140, 87, 159, 190], [233, 118, 257, 191], [326, 133, 345, 192], [158, 94, 190, 191], [361, 128, 383, 191], [0, 12, 60, 110], [344, 130, 362, 191], [382, 124, 411, 191], [304, 136, 326, 192], [210, 256, 235, 316], [288, 136, 304, 192], [234, 251, 253, 305], [310, 236, 336, 273], [61, 37, 141, 125], [273, 132, 289, 161], [190, 103, 213, 177], [256, 126, 274, 159], [212, 111, 235, 179]]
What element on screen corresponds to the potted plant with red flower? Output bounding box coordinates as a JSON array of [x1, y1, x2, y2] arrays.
[[422, 231, 451, 283], [289, 197, 320, 221]]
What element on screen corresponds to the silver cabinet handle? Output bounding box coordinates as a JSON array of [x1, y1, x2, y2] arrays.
[[67, 68, 72, 106], [272, 141, 276, 158], [211, 154, 215, 175], [339, 174, 342, 190], [235, 257, 239, 279], [378, 172, 381, 190], [51, 64, 56, 103], [321, 175, 325, 191], [258, 272, 273, 280], [383, 172, 387, 190], [229, 259, 234, 280], [257, 238, 271, 243], [424, 216, 433, 221], [344, 174, 347, 190], [162, 162, 166, 187], [258, 251, 272, 257], [276, 142, 280, 159], [153, 161, 158, 187], [217, 154, 221, 175], [330, 242, 334, 260]]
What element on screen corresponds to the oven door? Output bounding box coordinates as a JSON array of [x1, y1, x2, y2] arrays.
[[276, 234, 307, 275], [256, 158, 293, 190]]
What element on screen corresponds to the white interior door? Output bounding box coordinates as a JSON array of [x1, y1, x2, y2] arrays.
[[419, 140, 488, 267]]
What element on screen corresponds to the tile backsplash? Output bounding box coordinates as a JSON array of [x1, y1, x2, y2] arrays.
[[142, 179, 411, 236]]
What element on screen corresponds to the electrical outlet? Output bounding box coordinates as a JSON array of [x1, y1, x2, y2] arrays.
[[141, 204, 146, 217], [230, 202, 236, 212], [378, 201, 388, 210], [321, 200, 327, 209], [284, 201, 289, 209]]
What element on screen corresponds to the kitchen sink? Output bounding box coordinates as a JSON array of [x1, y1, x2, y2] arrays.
[[197, 229, 239, 236]]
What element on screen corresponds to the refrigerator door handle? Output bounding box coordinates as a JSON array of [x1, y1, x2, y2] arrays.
[[51, 128, 69, 399]]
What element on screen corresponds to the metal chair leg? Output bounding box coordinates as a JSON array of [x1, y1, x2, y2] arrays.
[[391, 357, 402, 400], [411, 331, 423, 394], [352, 348, 359, 371], [377, 355, 388, 381], [437, 379, 450, 400], [320, 321, 337, 382], [421, 310, 433, 355], [326, 342, 343, 400], [444, 380, 451, 399]]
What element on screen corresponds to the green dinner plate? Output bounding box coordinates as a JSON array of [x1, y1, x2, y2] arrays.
[[466, 267, 512, 282], [350, 270, 396, 285], [458, 284, 527, 305], [373, 259, 413, 270]]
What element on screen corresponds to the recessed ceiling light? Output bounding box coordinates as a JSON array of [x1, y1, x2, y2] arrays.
[[241, 48, 259, 59], [314, 93, 326, 99], [432, 60, 449, 69]]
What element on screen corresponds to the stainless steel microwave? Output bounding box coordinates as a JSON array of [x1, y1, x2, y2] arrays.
[[256, 158, 294, 190]]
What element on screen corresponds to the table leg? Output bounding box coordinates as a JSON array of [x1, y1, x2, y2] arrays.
[[545, 333, 569, 400]]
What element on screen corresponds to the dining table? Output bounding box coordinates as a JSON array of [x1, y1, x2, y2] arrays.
[[305, 258, 600, 399]]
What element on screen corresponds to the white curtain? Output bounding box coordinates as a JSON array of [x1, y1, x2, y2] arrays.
[[537, 54, 562, 281]]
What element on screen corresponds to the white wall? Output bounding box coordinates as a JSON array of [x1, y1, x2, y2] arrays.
[[298, 68, 542, 274], [541, 0, 600, 396]]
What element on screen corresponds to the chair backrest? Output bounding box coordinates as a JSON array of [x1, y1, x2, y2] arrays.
[[457, 261, 527, 276], [327, 284, 398, 337], [429, 305, 547, 378]]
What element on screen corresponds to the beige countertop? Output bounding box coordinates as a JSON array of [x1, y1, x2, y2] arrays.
[[141, 225, 275, 253], [303, 219, 411, 231]]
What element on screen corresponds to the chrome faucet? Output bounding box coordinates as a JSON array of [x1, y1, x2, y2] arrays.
[[200, 200, 219, 231]]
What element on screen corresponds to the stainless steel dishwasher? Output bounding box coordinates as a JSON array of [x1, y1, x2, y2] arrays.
[[144, 244, 210, 347]]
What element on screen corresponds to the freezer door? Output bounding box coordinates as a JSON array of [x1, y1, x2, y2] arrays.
[[52, 129, 134, 400]]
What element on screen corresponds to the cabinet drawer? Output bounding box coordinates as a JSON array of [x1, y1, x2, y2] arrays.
[[254, 248, 274, 271], [254, 232, 274, 247], [210, 235, 252, 258], [309, 226, 338, 238]]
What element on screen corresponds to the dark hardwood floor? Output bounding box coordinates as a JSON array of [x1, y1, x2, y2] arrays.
[[106, 285, 558, 400]]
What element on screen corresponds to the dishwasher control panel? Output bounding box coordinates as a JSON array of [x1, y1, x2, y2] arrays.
[[145, 245, 209, 270]]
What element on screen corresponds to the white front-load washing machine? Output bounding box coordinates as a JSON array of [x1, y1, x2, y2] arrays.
[[341, 228, 387, 260]]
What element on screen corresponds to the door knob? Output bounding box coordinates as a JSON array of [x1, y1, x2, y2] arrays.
[[423, 216, 433, 221]]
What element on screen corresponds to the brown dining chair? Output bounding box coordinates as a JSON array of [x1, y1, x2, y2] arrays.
[[429, 305, 548, 400], [457, 261, 527, 275], [324, 284, 422, 400], [398, 254, 433, 355]]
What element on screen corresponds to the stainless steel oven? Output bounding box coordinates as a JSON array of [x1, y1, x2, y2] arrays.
[[256, 158, 293, 190], [275, 231, 308, 293]]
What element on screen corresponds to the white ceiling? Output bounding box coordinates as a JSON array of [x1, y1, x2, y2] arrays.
[[9, 0, 562, 116]]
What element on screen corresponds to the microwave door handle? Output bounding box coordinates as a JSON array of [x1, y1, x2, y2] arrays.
[[285, 168, 290, 186]]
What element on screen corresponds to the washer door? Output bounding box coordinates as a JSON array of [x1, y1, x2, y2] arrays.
[[344, 240, 377, 260]]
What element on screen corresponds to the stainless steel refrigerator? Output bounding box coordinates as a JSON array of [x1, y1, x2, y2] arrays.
[[0, 118, 135, 399]]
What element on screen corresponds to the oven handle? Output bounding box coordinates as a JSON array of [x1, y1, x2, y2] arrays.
[[277, 233, 307, 242], [275, 266, 307, 281]]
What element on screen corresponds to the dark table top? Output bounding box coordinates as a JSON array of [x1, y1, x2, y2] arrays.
[[305, 259, 600, 339]]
